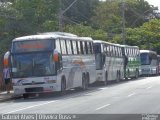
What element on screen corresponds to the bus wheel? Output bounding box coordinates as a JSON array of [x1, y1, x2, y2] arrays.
[[23, 94, 29, 99], [86, 73, 90, 89], [135, 70, 139, 79], [116, 71, 120, 83], [104, 72, 108, 86], [82, 74, 87, 90], [61, 78, 66, 95], [127, 70, 130, 80]]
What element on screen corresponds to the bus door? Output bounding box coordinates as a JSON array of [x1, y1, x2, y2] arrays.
[[94, 43, 104, 70]]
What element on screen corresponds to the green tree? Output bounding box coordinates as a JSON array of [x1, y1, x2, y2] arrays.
[[64, 24, 107, 41], [62, 0, 99, 25]]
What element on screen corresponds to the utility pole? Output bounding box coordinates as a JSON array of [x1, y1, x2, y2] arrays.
[[122, 2, 126, 45], [58, 0, 78, 32], [59, 0, 63, 32]]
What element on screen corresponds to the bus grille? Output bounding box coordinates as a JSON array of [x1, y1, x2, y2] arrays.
[[22, 82, 45, 85], [25, 87, 43, 93]]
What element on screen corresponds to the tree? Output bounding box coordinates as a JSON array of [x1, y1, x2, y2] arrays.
[[62, 0, 99, 25], [114, 19, 160, 54], [64, 24, 107, 41]]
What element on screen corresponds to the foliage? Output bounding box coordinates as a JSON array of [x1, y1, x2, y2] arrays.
[[64, 24, 107, 40], [0, 0, 160, 70]]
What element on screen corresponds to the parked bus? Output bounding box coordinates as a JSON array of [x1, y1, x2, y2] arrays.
[[93, 40, 124, 85], [157, 55, 160, 75], [121, 45, 141, 79], [140, 50, 158, 76], [8, 32, 96, 98]]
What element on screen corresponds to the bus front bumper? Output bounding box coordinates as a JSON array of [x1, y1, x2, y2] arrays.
[[13, 84, 60, 95]]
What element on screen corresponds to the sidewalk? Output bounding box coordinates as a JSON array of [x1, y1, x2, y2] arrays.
[[0, 91, 15, 102]]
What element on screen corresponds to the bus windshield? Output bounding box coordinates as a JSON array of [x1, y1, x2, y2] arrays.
[[140, 53, 150, 65], [11, 52, 55, 78]]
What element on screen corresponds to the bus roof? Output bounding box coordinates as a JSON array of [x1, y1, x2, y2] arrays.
[[120, 44, 139, 49], [12, 32, 93, 42], [93, 40, 121, 47], [140, 50, 157, 54]]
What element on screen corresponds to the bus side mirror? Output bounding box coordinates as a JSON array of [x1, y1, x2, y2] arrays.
[[4, 51, 10, 67], [53, 53, 59, 62]]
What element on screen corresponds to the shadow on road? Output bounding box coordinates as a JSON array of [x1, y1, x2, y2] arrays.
[[12, 76, 148, 103]]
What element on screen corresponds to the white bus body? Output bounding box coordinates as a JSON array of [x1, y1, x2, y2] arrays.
[[140, 50, 158, 76], [10, 32, 96, 96], [93, 40, 124, 84]]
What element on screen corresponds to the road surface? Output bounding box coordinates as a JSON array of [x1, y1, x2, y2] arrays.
[[0, 76, 160, 116]]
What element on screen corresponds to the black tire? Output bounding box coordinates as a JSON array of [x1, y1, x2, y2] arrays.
[[119, 71, 121, 81], [82, 74, 87, 90], [135, 70, 139, 79], [116, 71, 120, 83], [85, 73, 89, 89], [126, 69, 130, 80], [61, 78, 66, 95], [104, 72, 108, 86], [23, 94, 29, 99]]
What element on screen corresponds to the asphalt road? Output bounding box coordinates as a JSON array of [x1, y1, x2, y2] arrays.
[[0, 76, 160, 115]]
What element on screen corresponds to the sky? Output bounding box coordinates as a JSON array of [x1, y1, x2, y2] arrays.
[[146, 0, 160, 10], [100, 0, 160, 10]]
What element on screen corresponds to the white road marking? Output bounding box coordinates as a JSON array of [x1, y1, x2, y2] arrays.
[[96, 104, 111, 110], [5, 100, 57, 114], [99, 87, 108, 90], [146, 86, 152, 89], [127, 92, 136, 97]]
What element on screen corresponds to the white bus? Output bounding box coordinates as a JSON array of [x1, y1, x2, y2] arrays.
[[140, 50, 158, 76], [121, 45, 141, 79], [157, 55, 160, 75], [8, 32, 96, 98], [93, 40, 124, 85]]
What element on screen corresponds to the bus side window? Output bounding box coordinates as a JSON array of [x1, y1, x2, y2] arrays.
[[56, 39, 63, 70], [82, 42, 86, 55], [80, 41, 84, 54], [77, 41, 81, 54], [56, 39, 61, 54], [91, 43, 94, 54], [66, 40, 72, 55], [87, 42, 91, 54], [60, 40, 67, 55], [72, 41, 78, 55], [85, 42, 88, 54]]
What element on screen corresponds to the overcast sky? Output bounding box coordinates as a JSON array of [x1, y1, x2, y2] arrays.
[[100, 0, 160, 10], [146, 0, 160, 10]]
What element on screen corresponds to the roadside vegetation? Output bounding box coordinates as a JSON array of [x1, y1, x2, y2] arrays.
[[0, 0, 160, 69]]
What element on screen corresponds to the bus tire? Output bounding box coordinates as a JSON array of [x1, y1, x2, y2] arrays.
[[116, 71, 120, 83], [23, 94, 29, 99], [61, 77, 66, 95], [119, 71, 121, 81], [82, 73, 87, 90], [127, 69, 130, 80], [135, 69, 139, 79], [104, 71, 108, 86], [86, 73, 90, 89]]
